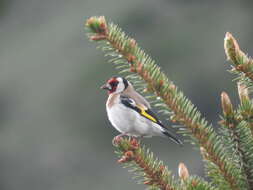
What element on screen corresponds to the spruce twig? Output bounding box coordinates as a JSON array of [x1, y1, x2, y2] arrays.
[[113, 137, 215, 190], [86, 16, 242, 190], [237, 83, 253, 136], [113, 137, 178, 190], [224, 32, 253, 90], [220, 92, 253, 189], [223, 34, 253, 189]]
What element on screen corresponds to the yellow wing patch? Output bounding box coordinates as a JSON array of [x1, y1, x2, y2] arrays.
[[136, 105, 157, 123]]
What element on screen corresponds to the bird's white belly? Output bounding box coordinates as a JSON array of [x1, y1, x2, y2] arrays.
[[107, 104, 162, 137]]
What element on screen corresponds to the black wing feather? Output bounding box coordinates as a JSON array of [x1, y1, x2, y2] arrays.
[[120, 95, 164, 127]]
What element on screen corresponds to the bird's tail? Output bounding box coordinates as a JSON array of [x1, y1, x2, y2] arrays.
[[162, 131, 183, 145]]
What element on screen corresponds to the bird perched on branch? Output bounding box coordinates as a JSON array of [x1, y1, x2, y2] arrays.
[[101, 76, 182, 145]]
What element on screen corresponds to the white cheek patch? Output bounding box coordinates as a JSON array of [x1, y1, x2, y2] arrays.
[[113, 77, 126, 93], [115, 82, 125, 93]]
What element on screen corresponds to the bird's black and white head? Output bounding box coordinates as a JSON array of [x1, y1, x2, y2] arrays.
[[101, 77, 129, 95]]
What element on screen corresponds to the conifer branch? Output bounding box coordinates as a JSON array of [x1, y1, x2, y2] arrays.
[[113, 136, 178, 190], [224, 35, 253, 186], [237, 83, 253, 137], [232, 121, 253, 189], [86, 16, 242, 190], [224, 32, 253, 90], [113, 136, 214, 190], [220, 92, 253, 189], [224, 33, 253, 138]]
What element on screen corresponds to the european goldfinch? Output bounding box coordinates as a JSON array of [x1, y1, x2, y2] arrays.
[[101, 76, 182, 145]]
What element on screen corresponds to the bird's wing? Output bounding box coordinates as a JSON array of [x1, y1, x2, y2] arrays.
[[121, 87, 151, 109], [120, 95, 164, 128], [131, 91, 151, 109], [120, 95, 182, 145]]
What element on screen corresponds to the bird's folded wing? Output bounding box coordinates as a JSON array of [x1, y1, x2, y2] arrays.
[[120, 95, 165, 128]]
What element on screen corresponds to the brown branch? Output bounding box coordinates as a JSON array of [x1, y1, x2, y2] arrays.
[[113, 137, 175, 190]]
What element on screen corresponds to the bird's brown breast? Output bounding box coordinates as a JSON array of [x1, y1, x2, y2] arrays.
[[106, 93, 120, 108]]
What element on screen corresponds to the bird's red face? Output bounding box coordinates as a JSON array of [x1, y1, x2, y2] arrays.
[[101, 77, 129, 95], [101, 77, 119, 94]]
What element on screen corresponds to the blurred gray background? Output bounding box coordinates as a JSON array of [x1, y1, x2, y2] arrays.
[[0, 0, 253, 189]]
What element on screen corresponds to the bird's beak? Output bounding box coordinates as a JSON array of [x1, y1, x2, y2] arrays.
[[100, 83, 111, 91]]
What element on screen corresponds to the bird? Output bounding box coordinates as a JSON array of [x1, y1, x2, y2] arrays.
[[100, 76, 182, 145]]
